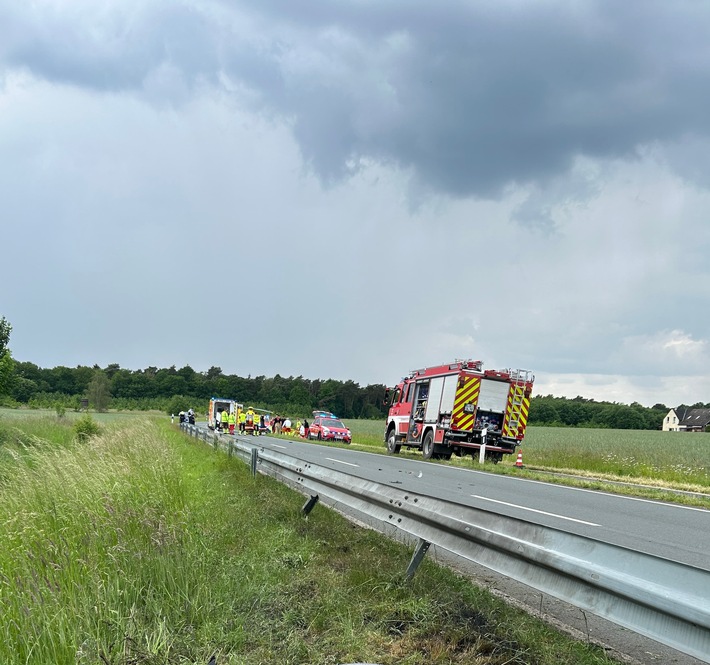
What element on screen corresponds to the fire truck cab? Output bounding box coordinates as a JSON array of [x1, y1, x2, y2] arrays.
[[384, 360, 534, 463]]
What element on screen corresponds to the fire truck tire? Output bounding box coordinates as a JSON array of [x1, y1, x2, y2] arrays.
[[386, 429, 401, 454], [422, 431, 434, 459]]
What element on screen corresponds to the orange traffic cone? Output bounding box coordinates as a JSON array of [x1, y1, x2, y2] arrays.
[[515, 450, 524, 468]]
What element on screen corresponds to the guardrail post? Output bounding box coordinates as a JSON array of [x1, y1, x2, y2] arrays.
[[405, 538, 431, 580], [228, 439, 233, 457], [250, 447, 259, 476], [302, 494, 320, 516]]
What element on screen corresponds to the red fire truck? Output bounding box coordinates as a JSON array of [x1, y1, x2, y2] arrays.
[[384, 360, 534, 462]]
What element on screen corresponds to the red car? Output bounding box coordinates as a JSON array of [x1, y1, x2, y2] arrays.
[[308, 416, 352, 444]]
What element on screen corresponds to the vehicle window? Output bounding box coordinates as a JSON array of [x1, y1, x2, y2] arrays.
[[403, 384, 411, 403], [323, 419, 345, 428], [391, 387, 401, 405]]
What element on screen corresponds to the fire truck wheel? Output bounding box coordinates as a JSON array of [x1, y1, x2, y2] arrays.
[[386, 430, 401, 454], [422, 431, 434, 459]]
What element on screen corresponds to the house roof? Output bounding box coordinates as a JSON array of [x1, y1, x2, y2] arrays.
[[678, 408, 710, 428]]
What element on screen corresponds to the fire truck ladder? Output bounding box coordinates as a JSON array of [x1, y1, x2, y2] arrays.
[[507, 369, 533, 433]]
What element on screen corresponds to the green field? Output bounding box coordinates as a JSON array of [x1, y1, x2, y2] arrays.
[[0, 406, 161, 423]]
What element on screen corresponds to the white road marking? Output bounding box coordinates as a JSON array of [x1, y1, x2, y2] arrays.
[[271, 444, 288, 449], [325, 457, 359, 467], [472, 495, 601, 526]]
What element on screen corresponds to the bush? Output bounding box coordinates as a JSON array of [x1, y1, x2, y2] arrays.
[[74, 414, 101, 441], [55, 403, 66, 418], [166, 395, 192, 416]]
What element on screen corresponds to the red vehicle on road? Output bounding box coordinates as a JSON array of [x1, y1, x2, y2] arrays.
[[309, 415, 352, 444]]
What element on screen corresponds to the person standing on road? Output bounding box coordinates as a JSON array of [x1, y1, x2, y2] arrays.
[[228, 409, 236, 435], [238, 408, 246, 434], [246, 406, 257, 434]]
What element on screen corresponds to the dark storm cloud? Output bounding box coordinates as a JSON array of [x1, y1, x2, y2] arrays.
[[3, 0, 710, 197]]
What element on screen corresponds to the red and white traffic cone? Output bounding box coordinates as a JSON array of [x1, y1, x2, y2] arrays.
[[514, 450, 524, 468]]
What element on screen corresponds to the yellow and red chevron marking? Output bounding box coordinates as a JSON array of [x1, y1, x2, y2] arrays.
[[452, 375, 480, 431], [517, 397, 530, 436], [503, 385, 530, 438]]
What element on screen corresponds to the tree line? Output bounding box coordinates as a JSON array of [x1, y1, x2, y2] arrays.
[[4, 360, 708, 430], [6, 361, 389, 420], [528, 394, 698, 430], [1, 316, 707, 428]]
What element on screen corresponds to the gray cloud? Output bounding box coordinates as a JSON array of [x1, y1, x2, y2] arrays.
[[2, 1, 710, 408], [4, 1, 710, 198]]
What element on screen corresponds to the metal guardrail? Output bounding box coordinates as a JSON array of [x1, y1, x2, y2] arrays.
[[180, 424, 710, 663]]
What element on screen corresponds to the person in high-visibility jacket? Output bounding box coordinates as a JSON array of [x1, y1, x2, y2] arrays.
[[238, 408, 246, 434], [246, 407, 257, 435], [228, 410, 236, 435]]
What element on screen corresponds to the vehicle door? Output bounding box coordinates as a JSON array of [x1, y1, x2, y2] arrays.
[[389, 384, 413, 438], [407, 380, 429, 442]]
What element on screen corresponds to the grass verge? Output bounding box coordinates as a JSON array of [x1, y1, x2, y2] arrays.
[[0, 416, 623, 664]]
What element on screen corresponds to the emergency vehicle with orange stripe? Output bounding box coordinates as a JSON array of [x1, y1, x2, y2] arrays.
[[384, 360, 534, 463]]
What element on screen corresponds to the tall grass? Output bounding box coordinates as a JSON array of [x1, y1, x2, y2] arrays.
[[0, 417, 620, 665], [0, 421, 196, 664]]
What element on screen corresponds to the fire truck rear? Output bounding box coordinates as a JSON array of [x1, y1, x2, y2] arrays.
[[384, 360, 534, 463]]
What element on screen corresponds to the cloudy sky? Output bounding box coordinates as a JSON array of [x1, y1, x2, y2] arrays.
[[2, 0, 709, 408]]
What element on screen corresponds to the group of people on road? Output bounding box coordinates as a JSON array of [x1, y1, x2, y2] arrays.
[[175, 407, 316, 441], [215, 408, 237, 434]]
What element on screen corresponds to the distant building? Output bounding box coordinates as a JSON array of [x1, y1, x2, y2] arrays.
[[663, 407, 710, 432], [662, 408, 682, 431]]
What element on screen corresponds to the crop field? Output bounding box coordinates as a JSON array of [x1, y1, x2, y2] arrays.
[[345, 419, 710, 490], [0, 406, 160, 423]]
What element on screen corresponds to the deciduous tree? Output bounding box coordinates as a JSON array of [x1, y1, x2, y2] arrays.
[[0, 316, 15, 396], [87, 370, 111, 412]]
